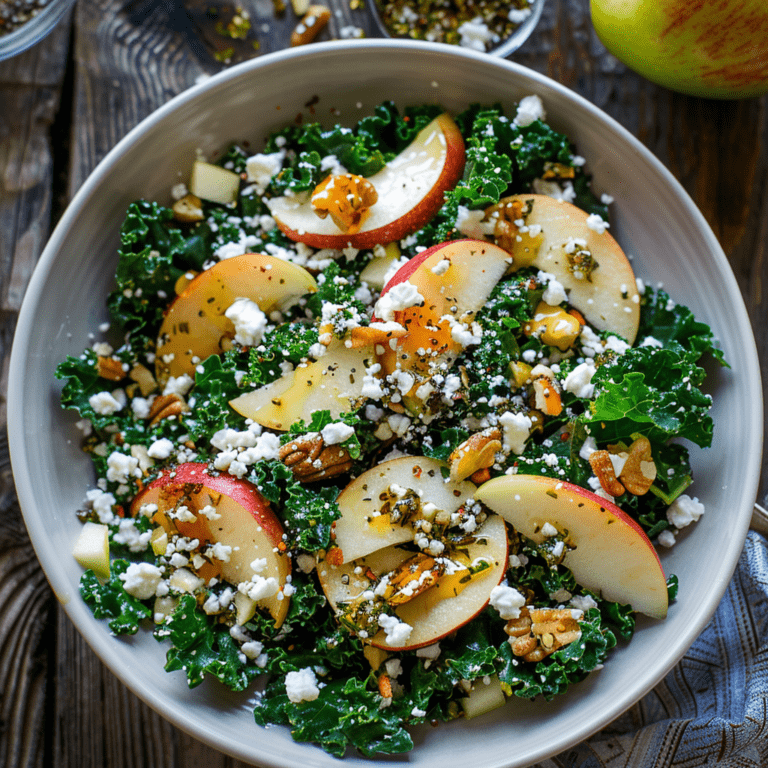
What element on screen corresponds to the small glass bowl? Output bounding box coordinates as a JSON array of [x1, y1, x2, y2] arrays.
[[367, 0, 546, 58], [0, 0, 78, 62]]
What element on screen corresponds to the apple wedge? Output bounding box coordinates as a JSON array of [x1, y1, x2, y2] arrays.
[[373, 238, 512, 412], [475, 474, 668, 619], [267, 113, 466, 250], [155, 253, 317, 382], [318, 514, 508, 651], [330, 455, 479, 564], [131, 462, 291, 627], [317, 456, 508, 651], [229, 336, 377, 430], [485, 194, 640, 344]]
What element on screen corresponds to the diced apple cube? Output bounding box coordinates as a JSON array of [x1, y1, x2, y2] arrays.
[[459, 675, 506, 719], [72, 522, 110, 580], [189, 160, 241, 205]]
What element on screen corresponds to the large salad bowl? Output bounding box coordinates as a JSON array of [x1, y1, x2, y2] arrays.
[[8, 40, 761, 768]]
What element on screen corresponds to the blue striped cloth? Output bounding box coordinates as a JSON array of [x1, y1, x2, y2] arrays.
[[547, 531, 768, 767]]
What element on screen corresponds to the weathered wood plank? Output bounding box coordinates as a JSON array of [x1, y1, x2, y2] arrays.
[[0, 19, 72, 768]]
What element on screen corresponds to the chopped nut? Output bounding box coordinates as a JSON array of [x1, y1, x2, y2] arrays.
[[278, 432, 353, 482], [344, 324, 407, 350], [377, 673, 393, 699], [97, 356, 126, 382], [484, 197, 526, 254], [148, 393, 189, 425], [505, 606, 581, 662], [449, 428, 502, 482], [129, 363, 157, 396], [618, 436, 657, 496], [290, 4, 331, 46], [172, 193, 205, 223], [588, 449, 625, 497], [310, 172, 378, 233]]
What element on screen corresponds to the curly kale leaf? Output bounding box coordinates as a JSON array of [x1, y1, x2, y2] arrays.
[[638, 287, 727, 366], [253, 676, 414, 758], [106, 201, 208, 334], [586, 346, 715, 448], [250, 460, 340, 551], [80, 560, 151, 635], [157, 595, 261, 690]]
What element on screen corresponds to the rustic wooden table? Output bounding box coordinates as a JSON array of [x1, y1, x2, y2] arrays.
[[1, 1, 766, 766]]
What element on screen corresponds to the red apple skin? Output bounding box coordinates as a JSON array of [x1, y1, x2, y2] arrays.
[[131, 462, 290, 625], [476, 474, 668, 619], [590, 0, 768, 98], [140, 462, 286, 547], [272, 113, 466, 250]]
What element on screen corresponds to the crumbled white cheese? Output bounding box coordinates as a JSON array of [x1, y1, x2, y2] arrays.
[[514, 94, 546, 127], [374, 282, 424, 323], [106, 451, 141, 484], [457, 17, 496, 51], [489, 583, 526, 619], [498, 410, 533, 454], [284, 667, 321, 703], [147, 437, 175, 460], [225, 297, 268, 348], [563, 361, 596, 399], [321, 422, 355, 445], [667, 494, 705, 529], [89, 390, 124, 415], [378, 613, 413, 646], [245, 150, 285, 194], [120, 562, 163, 600]]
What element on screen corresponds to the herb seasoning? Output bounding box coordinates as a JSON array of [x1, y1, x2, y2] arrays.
[[374, 0, 536, 51]]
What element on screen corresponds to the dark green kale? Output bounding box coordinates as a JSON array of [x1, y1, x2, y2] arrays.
[[157, 595, 262, 690], [107, 201, 208, 334], [253, 676, 414, 758], [80, 560, 152, 635], [586, 345, 715, 448]]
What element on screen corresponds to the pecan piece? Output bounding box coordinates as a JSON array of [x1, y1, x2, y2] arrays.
[[310, 172, 378, 232], [278, 433, 353, 483], [588, 449, 625, 497], [148, 393, 189, 425], [97, 356, 126, 382], [449, 427, 502, 482], [618, 436, 657, 496]]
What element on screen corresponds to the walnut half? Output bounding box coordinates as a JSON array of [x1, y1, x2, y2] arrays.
[[504, 606, 581, 663]]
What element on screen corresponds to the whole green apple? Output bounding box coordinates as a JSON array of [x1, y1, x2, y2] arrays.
[[590, 0, 768, 99]]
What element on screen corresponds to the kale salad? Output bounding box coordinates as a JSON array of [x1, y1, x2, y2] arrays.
[[58, 96, 724, 758]]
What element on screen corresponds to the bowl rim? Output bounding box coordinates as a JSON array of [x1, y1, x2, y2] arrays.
[[7, 38, 763, 768], [0, 0, 78, 61]]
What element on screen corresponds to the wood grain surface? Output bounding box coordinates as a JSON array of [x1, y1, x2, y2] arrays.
[[1, 0, 766, 765]]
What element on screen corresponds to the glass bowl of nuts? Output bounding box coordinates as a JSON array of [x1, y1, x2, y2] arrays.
[[0, 0, 78, 61], [368, 0, 546, 57]]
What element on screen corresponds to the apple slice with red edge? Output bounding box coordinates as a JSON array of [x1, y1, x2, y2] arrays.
[[318, 513, 508, 651], [474, 473, 668, 618], [131, 462, 291, 627], [155, 253, 317, 383], [330, 455, 479, 564], [373, 238, 512, 412], [267, 113, 466, 250], [489, 194, 640, 344]]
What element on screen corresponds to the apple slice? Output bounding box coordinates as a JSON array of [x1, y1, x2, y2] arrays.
[[374, 238, 512, 412], [155, 253, 317, 382], [475, 474, 668, 618], [131, 462, 291, 627], [267, 113, 466, 250], [318, 514, 508, 651], [229, 336, 377, 430], [330, 455, 478, 564], [485, 194, 640, 344]]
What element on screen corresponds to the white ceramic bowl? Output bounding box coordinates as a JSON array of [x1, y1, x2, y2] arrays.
[[8, 40, 762, 768]]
